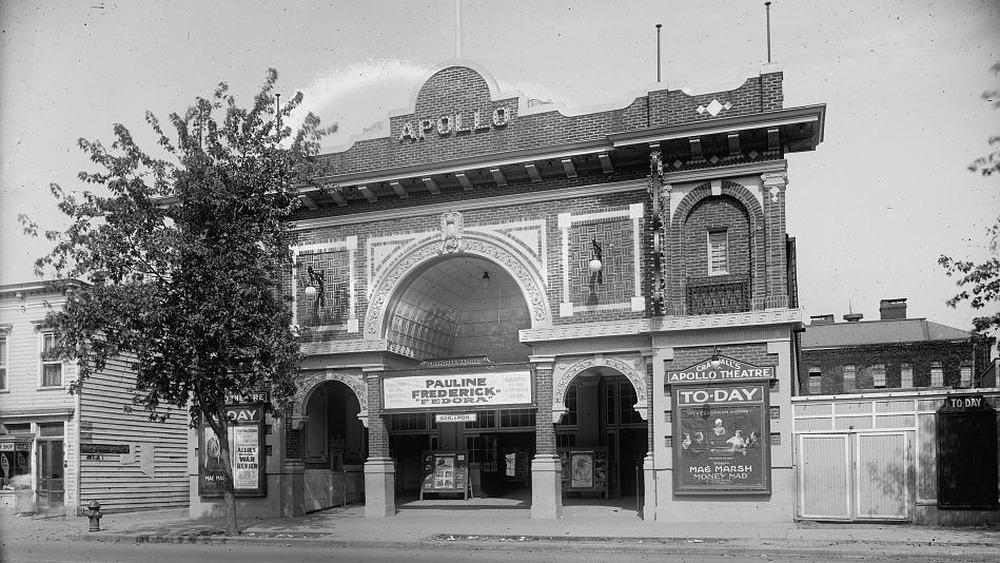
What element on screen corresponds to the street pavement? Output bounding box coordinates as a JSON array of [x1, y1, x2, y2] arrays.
[[2, 495, 999, 561]]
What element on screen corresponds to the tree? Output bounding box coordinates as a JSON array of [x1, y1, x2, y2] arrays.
[[22, 69, 335, 535], [940, 62, 1000, 337], [967, 62, 1000, 177]]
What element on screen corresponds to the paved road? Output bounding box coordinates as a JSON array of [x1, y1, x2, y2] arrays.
[[0, 540, 972, 563]]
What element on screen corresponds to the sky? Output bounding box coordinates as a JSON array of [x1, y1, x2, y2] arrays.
[[1, 0, 998, 333]]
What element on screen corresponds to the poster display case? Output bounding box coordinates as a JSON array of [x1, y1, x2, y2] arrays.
[[198, 404, 267, 498], [420, 450, 470, 500], [671, 382, 771, 495], [558, 448, 609, 497]]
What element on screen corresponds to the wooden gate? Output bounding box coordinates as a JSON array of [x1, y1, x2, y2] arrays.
[[797, 431, 910, 521]]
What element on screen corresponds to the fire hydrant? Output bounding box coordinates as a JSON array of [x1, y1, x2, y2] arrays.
[[84, 500, 102, 532]]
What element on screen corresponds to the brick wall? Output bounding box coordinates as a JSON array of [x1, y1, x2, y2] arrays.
[[681, 196, 751, 279], [315, 65, 784, 178], [663, 180, 785, 313], [665, 343, 778, 373], [799, 340, 980, 394]]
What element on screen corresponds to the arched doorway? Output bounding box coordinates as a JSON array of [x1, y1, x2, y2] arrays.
[[555, 370, 648, 502], [302, 380, 368, 512], [381, 255, 536, 502]]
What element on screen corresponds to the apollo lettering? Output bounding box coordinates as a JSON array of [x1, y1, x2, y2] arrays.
[[399, 106, 511, 142], [676, 387, 759, 405]]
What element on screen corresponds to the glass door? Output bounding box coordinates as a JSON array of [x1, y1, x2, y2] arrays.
[[36, 439, 64, 508]]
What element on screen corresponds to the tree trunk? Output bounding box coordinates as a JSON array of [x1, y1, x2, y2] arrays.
[[206, 411, 240, 535]]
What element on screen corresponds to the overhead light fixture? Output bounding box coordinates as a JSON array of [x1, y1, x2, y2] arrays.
[[481, 271, 492, 289], [589, 238, 604, 284], [709, 346, 722, 369], [305, 265, 326, 307]]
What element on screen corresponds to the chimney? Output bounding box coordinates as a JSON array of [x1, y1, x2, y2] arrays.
[[810, 314, 835, 326], [879, 298, 907, 320], [843, 312, 863, 323]]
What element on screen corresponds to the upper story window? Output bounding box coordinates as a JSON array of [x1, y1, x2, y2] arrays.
[[930, 361, 944, 387], [0, 332, 7, 391], [40, 332, 63, 388], [843, 364, 856, 392], [873, 364, 887, 388], [808, 368, 822, 395], [900, 363, 913, 388], [708, 230, 729, 275], [960, 366, 972, 388]]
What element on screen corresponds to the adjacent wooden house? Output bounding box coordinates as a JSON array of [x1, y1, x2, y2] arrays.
[[0, 281, 188, 515]]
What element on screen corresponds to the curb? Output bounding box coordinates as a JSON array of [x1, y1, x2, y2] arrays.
[[69, 532, 1000, 561]]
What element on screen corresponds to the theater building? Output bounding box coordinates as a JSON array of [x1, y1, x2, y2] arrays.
[[190, 59, 826, 522]]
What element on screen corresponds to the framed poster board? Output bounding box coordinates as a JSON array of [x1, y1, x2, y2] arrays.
[[558, 448, 608, 497], [420, 450, 470, 500], [937, 396, 998, 510], [198, 404, 267, 498], [672, 382, 771, 495]]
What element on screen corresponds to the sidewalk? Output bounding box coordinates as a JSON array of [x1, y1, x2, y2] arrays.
[[3, 497, 999, 561]]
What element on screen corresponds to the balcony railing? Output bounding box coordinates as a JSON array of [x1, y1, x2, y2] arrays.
[[660, 276, 790, 317], [685, 275, 749, 315]]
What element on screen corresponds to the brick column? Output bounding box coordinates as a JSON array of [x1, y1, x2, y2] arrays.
[[530, 355, 562, 519], [762, 172, 788, 308], [363, 368, 395, 517]]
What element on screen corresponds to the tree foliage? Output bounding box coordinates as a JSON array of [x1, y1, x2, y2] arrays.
[[968, 62, 1000, 177], [23, 69, 335, 534], [940, 62, 1000, 337]]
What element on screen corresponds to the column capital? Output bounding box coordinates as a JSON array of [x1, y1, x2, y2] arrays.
[[529, 355, 557, 367], [761, 171, 788, 187]]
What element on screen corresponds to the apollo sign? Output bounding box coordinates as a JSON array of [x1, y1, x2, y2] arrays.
[[666, 355, 775, 385], [398, 106, 511, 142]]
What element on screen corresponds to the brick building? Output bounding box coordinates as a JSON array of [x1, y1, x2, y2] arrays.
[[793, 299, 998, 525], [191, 60, 826, 523], [799, 298, 994, 394]]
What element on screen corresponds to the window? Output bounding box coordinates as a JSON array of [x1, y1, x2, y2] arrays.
[[931, 362, 944, 387], [900, 363, 913, 388], [843, 365, 856, 392], [960, 366, 972, 388], [808, 368, 822, 395], [40, 332, 62, 388], [873, 364, 887, 388], [0, 333, 7, 390], [708, 230, 728, 275]]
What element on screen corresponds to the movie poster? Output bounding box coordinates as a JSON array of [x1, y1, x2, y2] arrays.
[[232, 425, 260, 490], [672, 383, 771, 494], [198, 405, 266, 497]]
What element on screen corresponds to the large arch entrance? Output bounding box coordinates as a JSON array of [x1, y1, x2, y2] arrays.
[[381, 255, 537, 505]]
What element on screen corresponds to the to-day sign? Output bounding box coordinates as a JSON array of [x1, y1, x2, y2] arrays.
[[672, 382, 771, 495], [383, 371, 532, 411], [666, 355, 775, 385]]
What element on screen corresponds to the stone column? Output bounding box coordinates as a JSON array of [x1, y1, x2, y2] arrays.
[[363, 368, 395, 518], [641, 350, 657, 521], [530, 355, 562, 519]]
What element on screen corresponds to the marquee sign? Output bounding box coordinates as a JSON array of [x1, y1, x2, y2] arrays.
[[666, 355, 775, 385], [398, 106, 511, 142], [383, 371, 532, 411]]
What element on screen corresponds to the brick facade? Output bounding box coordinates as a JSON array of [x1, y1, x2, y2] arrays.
[[275, 61, 825, 522]]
